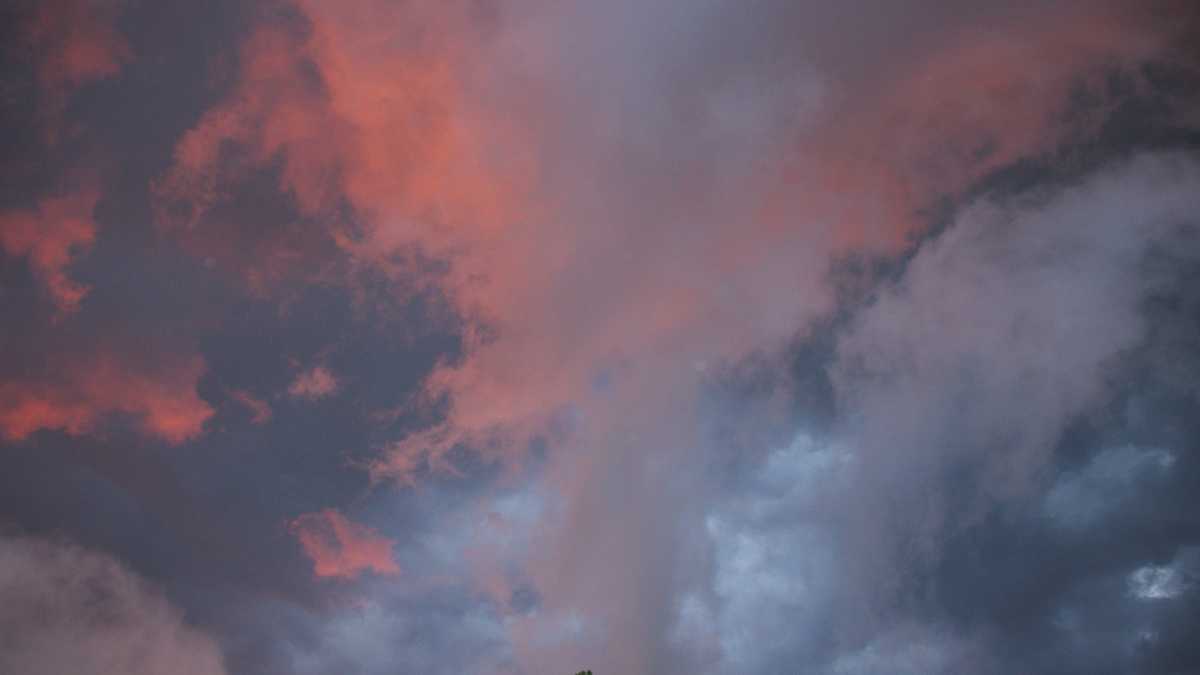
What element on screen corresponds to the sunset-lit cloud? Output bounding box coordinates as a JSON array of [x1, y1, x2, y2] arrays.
[[0, 185, 99, 315], [0, 353, 213, 444], [4, 1, 1200, 674], [289, 509, 401, 580]]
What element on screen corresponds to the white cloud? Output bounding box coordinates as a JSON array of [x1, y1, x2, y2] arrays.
[[672, 431, 848, 673], [1128, 546, 1199, 601]]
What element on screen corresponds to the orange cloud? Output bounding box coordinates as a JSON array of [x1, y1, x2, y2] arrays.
[[289, 509, 401, 580], [0, 186, 100, 315], [0, 354, 214, 445]]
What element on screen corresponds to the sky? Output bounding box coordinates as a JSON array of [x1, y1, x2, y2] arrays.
[[2, 1, 1200, 673]]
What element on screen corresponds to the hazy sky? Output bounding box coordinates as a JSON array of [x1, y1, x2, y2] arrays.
[[2, 1, 1200, 673]]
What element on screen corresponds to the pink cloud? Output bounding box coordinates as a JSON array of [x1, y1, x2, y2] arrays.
[[26, 0, 131, 92], [151, 1, 1191, 495], [0, 186, 100, 315], [287, 366, 339, 401], [0, 353, 214, 445], [289, 509, 401, 580]]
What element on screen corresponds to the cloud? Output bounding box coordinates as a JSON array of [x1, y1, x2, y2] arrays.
[[1044, 445, 1176, 530], [15, 0, 131, 143], [279, 596, 511, 675], [368, 0, 1189, 485], [826, 625, 985, 675], [5, 2, 1192, 675], [800, 152, 1200, 661], [828, 151, 1194, 536], [148, 0, 1192, 488], [287, 366, 339, 401], [765, 2, 1177, 253], [0, 185, 100, 315], [289, 509, 400, 579], [1126, 547, 1200, 602], [2, 2, 127, 317], [507, 151, 1200, 674], [22, 0, 130, 93], [0, 533, 227, 675], [0, 352, 214, 444], [152, 0, 529, 294], [229, 389, 272, 425]]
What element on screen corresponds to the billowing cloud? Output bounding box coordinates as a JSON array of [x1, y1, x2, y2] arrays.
[[3, 1, 1200, 675], [832, 153, 1200, 521], [289, 509, 401, 580], [0, 533, 227, 675], [1128, 555, 1196, 601], [367, 0, 1192, 484]]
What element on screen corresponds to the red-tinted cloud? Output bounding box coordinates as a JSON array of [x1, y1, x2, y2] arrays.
[[0, 353, 214, 445], [289, 509, 401, 580], [0, 186, 100, 315]]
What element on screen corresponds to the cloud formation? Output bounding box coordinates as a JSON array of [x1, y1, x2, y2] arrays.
[[0, 353, 213, 444], [287, 365, 340, 401], [3, 1, 1200, 674], [229, 389, 272, 425], [289, 509, 401, 580], [0, 185, 99, 314], [0, 534, 227, 675]]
